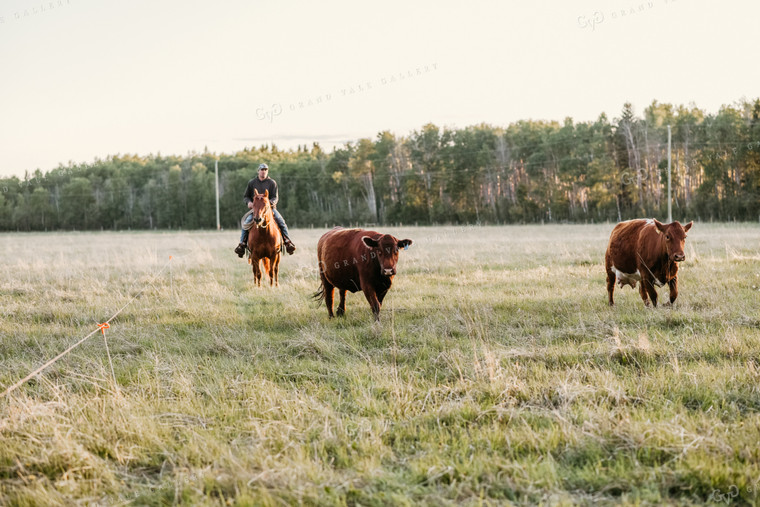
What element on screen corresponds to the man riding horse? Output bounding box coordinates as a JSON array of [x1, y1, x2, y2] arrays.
[[234, 163, 296, 257]]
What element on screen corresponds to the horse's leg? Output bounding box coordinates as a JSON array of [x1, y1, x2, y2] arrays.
[[252, 257, 262, 287], [272, 253, 280, 287], [262, 257, 271, 286], [264, 256, 274, 287], [247, 234, 254, 259]]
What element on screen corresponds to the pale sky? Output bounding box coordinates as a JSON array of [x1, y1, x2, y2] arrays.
[[1, 0, 758, 178]]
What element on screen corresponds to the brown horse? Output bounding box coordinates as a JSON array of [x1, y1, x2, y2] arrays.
[[247, 189, 282, 287]]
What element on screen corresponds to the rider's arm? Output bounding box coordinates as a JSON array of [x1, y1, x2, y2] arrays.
[[269, 180, 278, 207], [243, 180, 254, 206]]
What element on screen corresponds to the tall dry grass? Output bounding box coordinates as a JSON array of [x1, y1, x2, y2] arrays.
[[1, 223, 759, 505]]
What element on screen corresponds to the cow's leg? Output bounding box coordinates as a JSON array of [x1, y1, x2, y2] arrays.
[[643, 278, 658, 307], [336, 289, 347, 317], [252, 258, 262, 287], [321, 276, 335, 318], [362, 287, 382, 320], [606, 269, 615, 306], [638, 277, 650, 306], [668, 276, 678, 304]]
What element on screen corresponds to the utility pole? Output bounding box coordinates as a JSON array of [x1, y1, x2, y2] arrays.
[[215, 159, 221, 230], [667, 125, 672, 223]]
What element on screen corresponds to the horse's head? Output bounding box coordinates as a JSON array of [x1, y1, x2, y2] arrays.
[[251, 189, 272, 227]]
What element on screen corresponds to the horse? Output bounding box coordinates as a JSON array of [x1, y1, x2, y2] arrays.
[[246, 189, 282, 287]]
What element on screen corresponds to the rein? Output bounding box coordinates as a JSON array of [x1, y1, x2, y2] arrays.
[[637, 241, 672, 289], [637, 251, 661, 287], [252, 202, 273, 230], [255, 214, 270, 229]]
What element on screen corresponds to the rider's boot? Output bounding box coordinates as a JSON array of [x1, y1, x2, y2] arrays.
[[282, 233, 296, 255], [234, 230, 249, 258]]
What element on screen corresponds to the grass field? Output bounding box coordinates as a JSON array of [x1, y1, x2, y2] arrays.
[[1, 223, 759, 505]]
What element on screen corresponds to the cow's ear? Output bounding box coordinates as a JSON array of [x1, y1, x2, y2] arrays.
[[398, 239, 413, 250], [362, 236, 379, 248], [653, 219, 666, 234], [264, 189, 269, 199], [254, 189, 260, 196], [683, 221, 693, 233]]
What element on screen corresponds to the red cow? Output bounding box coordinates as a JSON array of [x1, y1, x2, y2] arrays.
[[315, 228, 413, 320], [605, 219, 693, 307]]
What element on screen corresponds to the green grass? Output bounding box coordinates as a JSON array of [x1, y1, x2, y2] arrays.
[[1, 223, 759, 505]]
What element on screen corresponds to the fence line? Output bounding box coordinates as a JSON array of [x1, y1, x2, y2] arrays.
[[0, 256, 176, 399]]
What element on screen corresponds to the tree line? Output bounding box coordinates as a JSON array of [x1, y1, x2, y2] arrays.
[[2, 99, 759, 231]]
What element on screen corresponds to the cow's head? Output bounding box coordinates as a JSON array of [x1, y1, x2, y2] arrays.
[[654, 219, 693, 262], [251, 189, 271, 226], [362, 234, 413, 277]]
